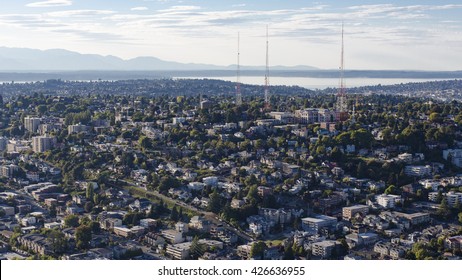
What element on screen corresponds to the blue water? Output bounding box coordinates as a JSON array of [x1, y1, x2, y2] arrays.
[[179, 76, 450, 90]]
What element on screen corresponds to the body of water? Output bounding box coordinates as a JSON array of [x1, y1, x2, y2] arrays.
[[177, 76, 450, 90]]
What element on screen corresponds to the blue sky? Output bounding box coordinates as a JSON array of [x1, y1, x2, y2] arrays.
[[1, 0, 461, 70]]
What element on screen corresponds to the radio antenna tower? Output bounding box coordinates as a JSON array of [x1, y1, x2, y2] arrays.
[[336, 22, 348, 121], [236, 32, 242, 106], [351, 102, 356, 124], [264, 25, 270, 110]]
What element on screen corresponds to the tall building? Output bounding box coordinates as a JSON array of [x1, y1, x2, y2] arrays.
[[39, 124, 61, 135], [0, 164, 19, 178], [24, 117, 41, 133], [32, 136, 56, 153]]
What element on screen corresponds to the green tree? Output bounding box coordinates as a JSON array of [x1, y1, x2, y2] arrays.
[[283, 245, 294, 260], [322, 189, 333, 198], [246, 185, 259, 205], [123, 212, 143, 226], [49, 205, 57, 218], [250, 241, 267, 259], [356, 161, 367, 178], [84, 201, 93, 213], [351, 129, 374, 148], [46, 229, 67, 255], [334, 132, 351, 146], [255, 139, 266, 149], [429, 112, 442, 123], [121, 130, 132, 139], [384, 185, 397, 195], [64, 215, 80, 228], [93, 193, 100, 205], [90, 221, 101, 234], [207, 189, 221, 213], [189, 236, 206, 259], [415, 247, 430, 260], [36, 104, 47, 115], [437, 198, 450, 220], [330, 146, 342, 161], [455, 114, 462, 125], [244, 175, 259, 187], [381, 128, 393, 144], [411, 243, 429, 260], [337, 238, 349, 255], [435, 191, 444, 203], [86, 186, 94, 200], [170, 206, 179, 221], [458, 212, 462, 224], [75, 225, 92, 249], [158, 176, 180, 194], [52, 103, 66, 112], [138, 136, 152, 150], [315, 145, 326, 155]]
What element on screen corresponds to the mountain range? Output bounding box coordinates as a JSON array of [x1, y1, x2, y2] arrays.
[[0, 46, 318, 71]]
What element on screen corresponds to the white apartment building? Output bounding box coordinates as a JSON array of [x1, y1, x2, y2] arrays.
[[32, 136, 56, 153], [295, 108, 340, 124], [443, 149, 462, 167], [202, 176, 218, 186], [429, 191, 462, 208], [404, 165, 432, 177], [161, 229, 184, 244], [376, 194, 401, 209], [311, 240, 338, 258], [446, 192, 462, 208], [24, 117, 41, 133], [68, 124, 90, 135], [301, 215, 337, 233], [166, 242, 190, 260]]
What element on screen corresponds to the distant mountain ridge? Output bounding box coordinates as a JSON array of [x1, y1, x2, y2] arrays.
[[0, 46, 318, 71]]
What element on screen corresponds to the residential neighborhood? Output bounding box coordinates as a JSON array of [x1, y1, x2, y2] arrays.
[[0, 79, 461, 260]]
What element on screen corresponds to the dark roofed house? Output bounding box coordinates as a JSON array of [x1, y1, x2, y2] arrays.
[[17, 234, 51, 255]]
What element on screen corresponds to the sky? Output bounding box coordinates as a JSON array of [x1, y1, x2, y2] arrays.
[[0, 0, 461, 70]]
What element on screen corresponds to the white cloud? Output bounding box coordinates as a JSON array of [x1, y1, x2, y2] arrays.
[[131, 7, 149, 11], [0, 11, 125, 43], [3, 2, 462, 69], [300, 5, 329, 11], [47, 10, 115, 17], [348, 4, 462, 15], [26, 0, 72, 8], [425, 4, 462, 10], [158, 5, 201, 12]]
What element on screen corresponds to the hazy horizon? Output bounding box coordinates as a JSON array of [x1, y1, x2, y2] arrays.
[[1, 46, 462, 72]]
